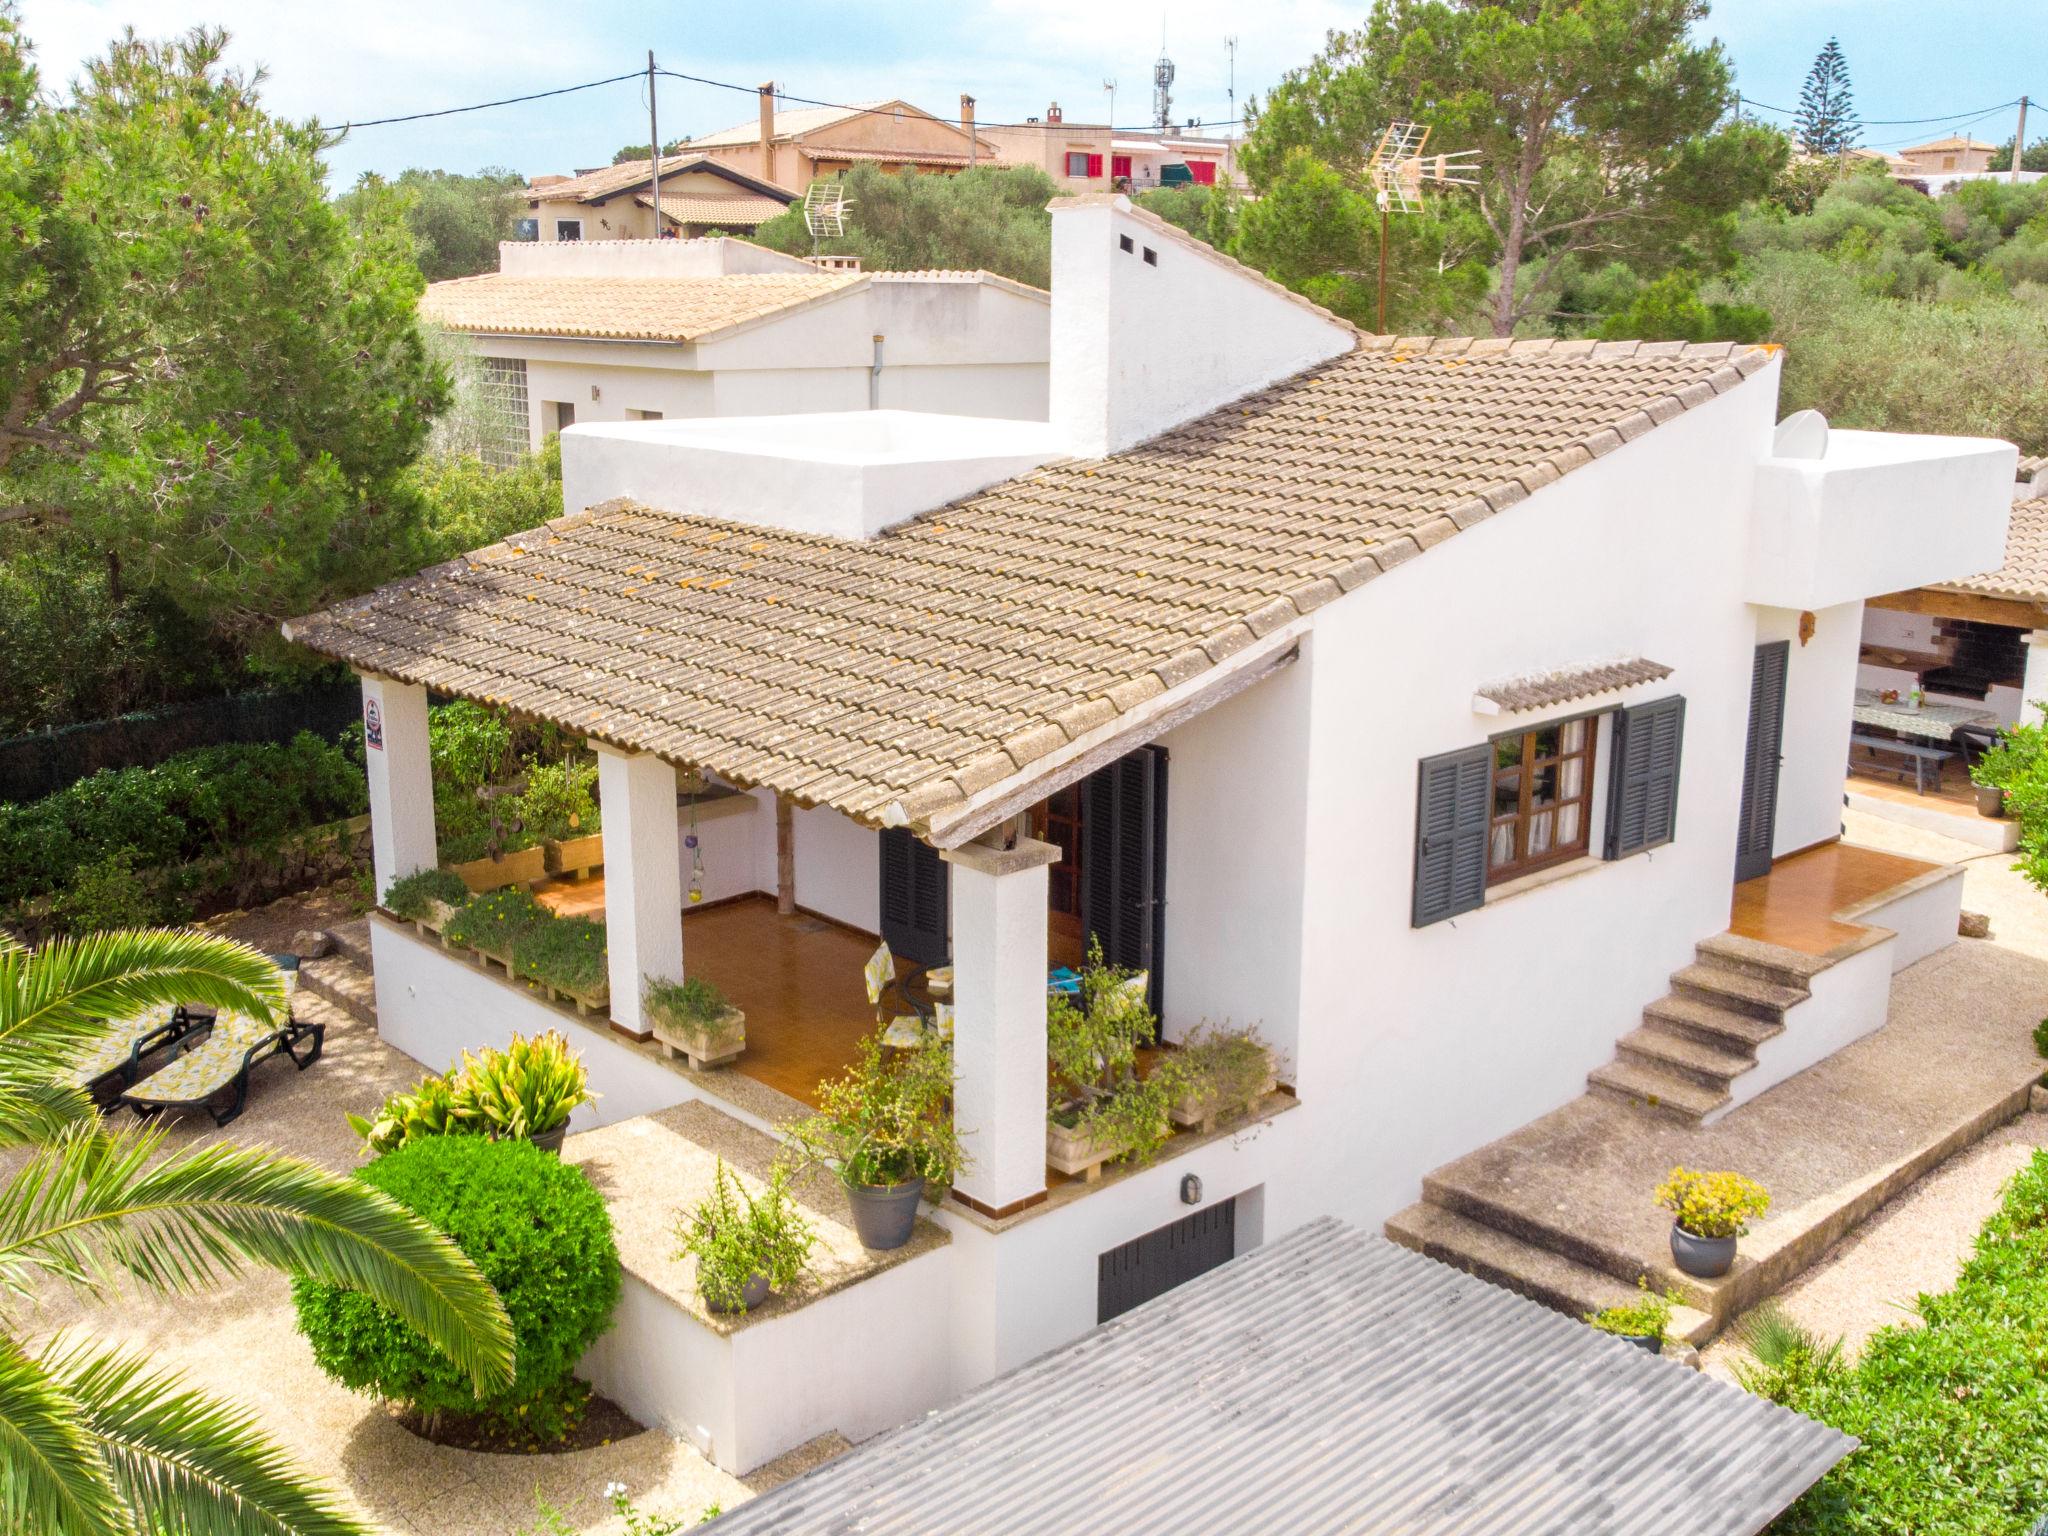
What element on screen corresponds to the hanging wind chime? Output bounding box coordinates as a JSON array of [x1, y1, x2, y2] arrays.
[[681, 769, 707, 904]]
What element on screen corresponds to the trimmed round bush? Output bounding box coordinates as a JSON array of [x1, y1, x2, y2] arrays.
[[291, 1134, 619, 1445]]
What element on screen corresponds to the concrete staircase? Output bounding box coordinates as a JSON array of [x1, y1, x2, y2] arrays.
[[1585, 934, 1821, 1124], [299, 918, 376, 1026]]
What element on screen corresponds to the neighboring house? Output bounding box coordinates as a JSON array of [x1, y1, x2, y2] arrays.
[[287, 193, 2011, 1477], [419, 236, 1051, 462], [1899, 134, 1997, 175], [980, 101, 1114, 193], [682, 88, 998, 196], [1111, 130, 1241, 190], [525, 154, 795, 243]]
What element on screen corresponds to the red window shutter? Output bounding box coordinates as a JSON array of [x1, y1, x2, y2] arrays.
[[1086, 153, 1104, 178], [1111, 154, 1133, 179], [1189, 160, 1217, 185]]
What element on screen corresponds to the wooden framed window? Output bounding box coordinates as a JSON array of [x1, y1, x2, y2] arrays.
[[554, 218, 582, 241], [1487, 715, 1597, 882]]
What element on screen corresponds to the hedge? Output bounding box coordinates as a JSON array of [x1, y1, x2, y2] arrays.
[[1755, 1149, 2048, 1532]]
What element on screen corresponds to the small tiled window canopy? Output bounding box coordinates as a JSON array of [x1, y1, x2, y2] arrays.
[[1472, 657, 1672, 716]]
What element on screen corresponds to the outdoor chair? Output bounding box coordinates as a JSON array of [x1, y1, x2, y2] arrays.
[[1951, 722, 2001, 769], [117, 955, 324, 1128], [67, 1006, 197, 1104]]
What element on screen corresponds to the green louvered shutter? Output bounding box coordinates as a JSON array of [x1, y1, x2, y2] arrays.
[[1412, 745, 1491, 927], [1605, 696, 1687, 859]]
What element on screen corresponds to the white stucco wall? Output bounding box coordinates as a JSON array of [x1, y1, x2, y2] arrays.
[[792, 803, 881, 934], [1758, 602, 1861, 858]]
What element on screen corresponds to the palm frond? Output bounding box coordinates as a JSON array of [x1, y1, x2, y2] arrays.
[[0, 1331, 130, 1536], [0, 1079, 102, 1152], [0, 930, 287, 1083], [43, 1335, 368, 1536], [0, 1126, 515, 1391]]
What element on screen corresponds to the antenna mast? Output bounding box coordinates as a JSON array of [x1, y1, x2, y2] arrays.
[[1103, 78, 1117, 131], [1365, 120, 1481, 333], [1153, 23, 1175, 133], [1225, 35, 1238, 178]]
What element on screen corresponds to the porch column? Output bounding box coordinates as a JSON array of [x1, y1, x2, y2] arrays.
[[596, 746, 684, 1041], [2022, 631, 2048, 727], [358, 673, 435, 903], [942, 832, 1059, 1218]]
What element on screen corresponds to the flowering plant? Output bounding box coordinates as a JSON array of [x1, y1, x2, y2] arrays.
[[1655, 1166, 1770, 1239]]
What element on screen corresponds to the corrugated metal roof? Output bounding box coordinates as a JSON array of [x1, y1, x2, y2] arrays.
[[707, 1218, 1851, 1536]]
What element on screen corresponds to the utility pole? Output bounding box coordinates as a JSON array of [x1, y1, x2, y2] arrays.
[[1225, 35, 1238, 182], [646, 50, 662, 237], [1103, 78, 1117, 131], [2016, 95, 2032, 185]]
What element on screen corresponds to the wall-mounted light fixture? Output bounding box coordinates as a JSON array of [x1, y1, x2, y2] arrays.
[[1180, 1173, 1203, 1206]]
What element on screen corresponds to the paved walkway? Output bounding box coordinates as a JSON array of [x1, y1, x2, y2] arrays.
[[25, 887, 809, 1536]]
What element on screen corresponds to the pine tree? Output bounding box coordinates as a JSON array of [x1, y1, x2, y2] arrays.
[[1796, 37, 1860, 157]]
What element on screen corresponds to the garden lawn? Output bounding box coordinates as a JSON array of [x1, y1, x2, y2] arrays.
[[1763, 1150, 2048, 1533]]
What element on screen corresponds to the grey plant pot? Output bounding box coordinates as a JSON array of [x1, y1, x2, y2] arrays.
[[707, 1270, 771, 1315], [1620, 1331, 1663, 1354], [1978, 783, 2007, 818], [847, 1176, 926, 1251], [527, 1124, 568, 1156], [1670, 1222, 1737, 1278]]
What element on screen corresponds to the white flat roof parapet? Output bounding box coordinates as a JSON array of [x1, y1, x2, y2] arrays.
[[1747, 428, 2017, 610], [560, 411, 1061, 540], [496, 237, 813, 279]]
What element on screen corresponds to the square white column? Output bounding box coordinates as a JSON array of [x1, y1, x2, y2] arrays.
[[942, 832, 1059, 1216], [597, 747, 684, 1040], [358, 673, 436, 902], [2022, 631, 2048, 727]]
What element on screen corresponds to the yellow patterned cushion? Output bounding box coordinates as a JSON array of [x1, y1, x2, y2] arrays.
[[127, 1014, 276, 1104], [65, 1016, 157, 1089]]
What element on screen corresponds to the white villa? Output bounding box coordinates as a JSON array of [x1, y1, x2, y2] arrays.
[[286, 193, 2016, 1476], [422, 236, 1051, 465]]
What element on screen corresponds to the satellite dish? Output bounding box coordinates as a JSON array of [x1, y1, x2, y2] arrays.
[[1773, 409, 1829, 460]]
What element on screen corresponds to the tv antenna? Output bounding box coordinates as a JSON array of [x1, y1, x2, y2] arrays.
[[1365, 120, 1480, 332], [802, 179, 851, 254]]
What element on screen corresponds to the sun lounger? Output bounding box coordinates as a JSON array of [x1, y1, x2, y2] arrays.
[[67, 1007, 196, 1101], [119, 955, 323, 1127]]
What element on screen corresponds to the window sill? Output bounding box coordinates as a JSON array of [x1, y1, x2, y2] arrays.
[[1483, 853, 1605, 907]]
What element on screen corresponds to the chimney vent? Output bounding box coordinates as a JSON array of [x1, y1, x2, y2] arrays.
[[757, 82, 776, 185], [1048, 101, 1063, 124]]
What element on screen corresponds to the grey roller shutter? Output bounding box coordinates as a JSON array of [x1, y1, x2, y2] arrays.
[[1606, 696, 1687, 859], [1412, 745, 1492, 927], [879, 827, 950, 967]]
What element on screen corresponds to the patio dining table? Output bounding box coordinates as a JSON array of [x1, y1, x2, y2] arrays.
[[1851, 689, 1997, 741]]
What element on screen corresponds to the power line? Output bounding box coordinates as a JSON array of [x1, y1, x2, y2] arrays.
[[323, 69, 646, 131], [1738, 94, 2023, 127]]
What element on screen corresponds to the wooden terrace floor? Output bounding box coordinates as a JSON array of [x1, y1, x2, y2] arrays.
[[1727, 841, 1941, 957]]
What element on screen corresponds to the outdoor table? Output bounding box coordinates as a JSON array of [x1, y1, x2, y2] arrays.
[[1850, 689, 1996, 741]]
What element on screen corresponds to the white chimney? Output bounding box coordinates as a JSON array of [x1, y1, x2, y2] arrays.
[[1049, 194, 1354, 459]]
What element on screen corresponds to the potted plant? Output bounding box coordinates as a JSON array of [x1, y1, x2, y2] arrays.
[[459, 1031, 595, 1153], [512, 912, 610, 1014], [783, 1031, 964, 1251], [1585, 1280, 1680, 1354], [442, 887, 552, 973], [347, 1069, 480, 1155], [382, 867, 473, 935], [676, 1160, 815, 1314], [1046, 939, 1182, 1180], [524, 758, 605, 878], [1168, 1021, 1279, 1133], [438, 789, 547, 892], [1972, 717, 2048, 820], [1655, 1166, 1770, 1278], [645, 974, 746, 1069]]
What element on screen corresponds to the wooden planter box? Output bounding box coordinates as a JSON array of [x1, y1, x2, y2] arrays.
[[412, 898, 464, 946], [649, 1005, 746, 1071], [446, 844, 547, 893], [530, 971, 611, 1017], [545, 832, 605, 880], [1045, 1113, 1167, 1183], [1169, 1072, 1277, 1135]]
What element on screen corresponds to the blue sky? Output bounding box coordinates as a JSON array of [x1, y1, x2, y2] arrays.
[[17, 0, 2047, 186]]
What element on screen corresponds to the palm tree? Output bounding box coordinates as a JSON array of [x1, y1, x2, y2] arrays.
[[0, 928, 516, 1536]]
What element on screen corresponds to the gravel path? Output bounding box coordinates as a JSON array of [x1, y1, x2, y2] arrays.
[[1701, 810, 2048, 1380]]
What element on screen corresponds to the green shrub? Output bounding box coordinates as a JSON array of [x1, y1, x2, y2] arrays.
[[644, 974, 731, 1027], [512, 914, 608, 996], [516, 757, 598, 843], [1755, 1151, 2048, 1532], [47, 847, 176, 933], [676, 1161, 814, 1312], [383, 866, 470, 920], [292, 1135, 619, 1445], [2034, 1016, 2048, 1061], [1046, 937, 1182, 1164], [429, 699, 514, 794], [443, 888, 551, 953]]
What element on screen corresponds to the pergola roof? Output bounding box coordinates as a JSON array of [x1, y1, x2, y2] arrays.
[[286, 333, 1775, 837], [1934, 496, 2048, 604]]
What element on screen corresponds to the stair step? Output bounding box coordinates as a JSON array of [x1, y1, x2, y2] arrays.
[[1616, 1023, 1755, 1089], [1695, 933, 1829, 990], [1385, 1202, 1714, 1348], [327, 920, 373, 971], [300, 956, 375, 1026], [1643, 993, 1784, 1052], [1670, 962, 1806, 1022], [1587, 1058, 1727, 1123]]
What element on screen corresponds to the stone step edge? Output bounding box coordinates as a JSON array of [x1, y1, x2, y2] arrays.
[[1616, 1024, 1755, 1090], [299, 958, 376, 1025], [1586, 1059, 1727, 1122]]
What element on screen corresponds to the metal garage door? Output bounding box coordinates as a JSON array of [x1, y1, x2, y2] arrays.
[[1097, 1200, 1237, 1323]]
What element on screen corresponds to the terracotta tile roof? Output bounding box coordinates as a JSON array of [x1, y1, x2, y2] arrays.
[[529, 154, 792, 205], [800, 145, 985, 167], [686, 102, 886, 150], [1934, 497, 2048, 604], [1902, 136, 1996, 154], [418, 272, 861, 343], [2018, 454, 2046, 481], [1476, 658, 1673, 714], [286, 336, 1777, 834], [634, 190, 790, 227]]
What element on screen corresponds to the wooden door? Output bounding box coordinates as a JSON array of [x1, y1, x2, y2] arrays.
[[1736, 641, 1789, 883]]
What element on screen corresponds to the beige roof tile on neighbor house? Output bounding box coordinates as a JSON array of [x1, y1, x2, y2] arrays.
[[418, 272, 861, 343], [633, 190, 791, 227], [1936, 497, 2048, 604], [287, 338, 1776, 833]]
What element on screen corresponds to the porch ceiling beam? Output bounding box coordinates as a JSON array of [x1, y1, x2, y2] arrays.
[[1871, 586, 2048, 630], [925, 620, 1306, 851]]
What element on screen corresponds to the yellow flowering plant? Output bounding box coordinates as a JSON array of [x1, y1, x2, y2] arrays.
[[1655, 1166, 1770, 1240]]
